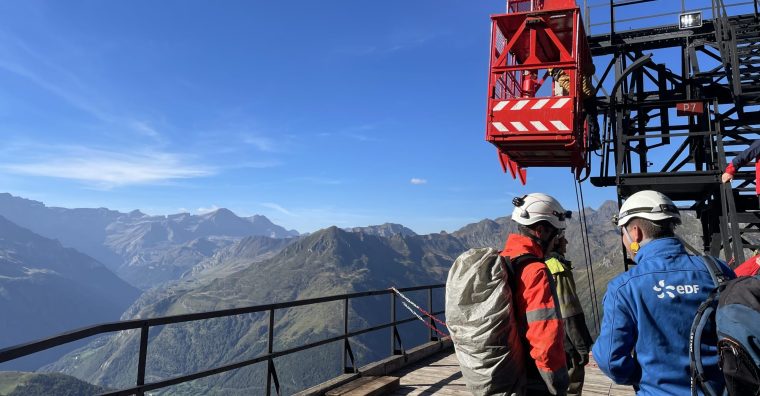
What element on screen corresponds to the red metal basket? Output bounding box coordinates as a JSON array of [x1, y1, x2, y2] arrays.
[[486, 0, 593, 184]]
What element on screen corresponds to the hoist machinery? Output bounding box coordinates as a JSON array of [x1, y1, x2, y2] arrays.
[[486, 0, 595, 184]]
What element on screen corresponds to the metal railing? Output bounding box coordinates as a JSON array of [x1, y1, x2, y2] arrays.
[[0, 284, 447, 396], [583, 0, 757, 36]]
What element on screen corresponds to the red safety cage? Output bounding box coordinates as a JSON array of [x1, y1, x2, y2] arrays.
[[486, 0, 593, 184]]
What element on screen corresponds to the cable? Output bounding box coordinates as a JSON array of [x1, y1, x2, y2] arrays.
[[573, 178, 597, 331], [579, 180, 602, 332], [574, 177, 602, 334]]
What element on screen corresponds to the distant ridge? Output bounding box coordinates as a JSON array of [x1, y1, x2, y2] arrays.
[[0, 372, 106, 395], [0, 215, 139, 371], [0, 193, 299, 288], [346, 223, 417, 237], [32, 199, 703, 393], [44, 226, 454, 393]]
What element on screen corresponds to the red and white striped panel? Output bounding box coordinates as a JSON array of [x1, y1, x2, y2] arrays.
[[489, 97, 574, 134], [491, 97, 572, 112]]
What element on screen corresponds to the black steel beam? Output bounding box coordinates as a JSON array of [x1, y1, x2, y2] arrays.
[[589, 21, 715, 56]]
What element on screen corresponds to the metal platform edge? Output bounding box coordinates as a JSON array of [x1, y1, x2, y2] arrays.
[[294, 338, 454, 396]]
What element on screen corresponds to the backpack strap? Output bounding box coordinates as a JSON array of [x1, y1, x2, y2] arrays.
[[689, 293, 721, 396], [689, 255, 729, 396], [499, 254, 539, 298], [701, 255, 728, 288]]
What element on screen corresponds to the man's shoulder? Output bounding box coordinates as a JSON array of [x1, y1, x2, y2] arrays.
[[519, 259, 551, 279], [640, 252, 733, 276], [606, 269, 637, 295], [544, 257, 566, 275]]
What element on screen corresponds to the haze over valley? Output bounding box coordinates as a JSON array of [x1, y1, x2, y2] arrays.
[[0, 192, 704, 394]]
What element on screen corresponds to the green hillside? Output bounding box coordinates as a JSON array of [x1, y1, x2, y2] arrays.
[[0, 372, 105, 396]]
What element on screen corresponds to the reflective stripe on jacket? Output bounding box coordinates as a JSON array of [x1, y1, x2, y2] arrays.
[[502, 234, 569, 395]]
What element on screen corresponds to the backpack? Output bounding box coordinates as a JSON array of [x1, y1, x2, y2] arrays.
[[445, 247, 536, 396], [690, 257, 760, 396], [716, 275, 760, 396]]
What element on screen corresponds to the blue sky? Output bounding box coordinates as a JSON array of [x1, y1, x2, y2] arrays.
[[0, 1, 747, 234]]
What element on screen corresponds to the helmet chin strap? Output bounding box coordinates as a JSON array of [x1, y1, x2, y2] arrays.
[[527, 227, 557, 254]]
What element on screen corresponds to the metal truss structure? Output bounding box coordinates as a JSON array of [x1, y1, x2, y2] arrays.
[[588, 0, 760, 267]]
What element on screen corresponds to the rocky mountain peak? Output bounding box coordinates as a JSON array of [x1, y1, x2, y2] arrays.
[[127, 209, 147, 218], [347, 223, 417, 238], [247, 215, 299, 237], [596, 200, 619, 219], [201, 207, 237, 221]]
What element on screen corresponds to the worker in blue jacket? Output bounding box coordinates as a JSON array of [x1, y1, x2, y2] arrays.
[[592, 190, 735, 395], [722, 139, 760, 203]]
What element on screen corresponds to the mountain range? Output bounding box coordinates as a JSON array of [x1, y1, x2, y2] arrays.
[[0, 194, 298, 289], [0, 194, 300, 373], [0, 193, 706, 394], [43, 226, 459, 394], [41, 200, 705, 395], [0, 216, 139, 371], [0, 372, 106, 395]]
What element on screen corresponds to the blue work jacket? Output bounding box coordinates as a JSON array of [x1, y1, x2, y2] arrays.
[[592, 237, 735, 395]]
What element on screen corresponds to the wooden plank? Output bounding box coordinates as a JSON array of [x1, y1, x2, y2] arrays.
[[385, 350, 636, 396], [390, 386, 470, 396], [342, 376, 400, 396], [583, 355, 636, 396], [326, 376, 378, 396], [398, 367, 462, 378]]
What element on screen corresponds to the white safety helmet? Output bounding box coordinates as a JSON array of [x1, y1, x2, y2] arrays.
[[615, 190, 681, 227], [511, 193, 570, 230]]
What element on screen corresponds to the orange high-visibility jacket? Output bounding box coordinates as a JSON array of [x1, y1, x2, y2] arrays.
[[501, 234, 568, 393]]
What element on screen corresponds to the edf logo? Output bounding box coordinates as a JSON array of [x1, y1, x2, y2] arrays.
[[653, 280, 700, 299]]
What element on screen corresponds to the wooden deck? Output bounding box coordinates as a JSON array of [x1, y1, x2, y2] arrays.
[[388, 350, 635, 396]]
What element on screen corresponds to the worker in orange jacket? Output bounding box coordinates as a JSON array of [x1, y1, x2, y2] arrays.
[[501, 193, 570, 396]]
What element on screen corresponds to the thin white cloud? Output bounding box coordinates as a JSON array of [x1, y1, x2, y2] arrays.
[[344, 132, 379, 142], [242, 134, 279, 152], [261, 202, 295, 217], [232, 160, 282, 169], [331, 32, 442, 57], [344, 124, 380, 142], [0, 31, 165, 141], [319, 124, 381, 142], [332, 41, 423, 56], [293, 177, 343, 185], [410, 178, 428, 185], [1, 145, 213, 188], [0, 58, 112, 122], [131, 120, 161, 139], [196, 205, 220, 214]]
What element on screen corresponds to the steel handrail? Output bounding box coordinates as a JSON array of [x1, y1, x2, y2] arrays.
[[0, 284, 447, 396], [586, 0, 754, 29]]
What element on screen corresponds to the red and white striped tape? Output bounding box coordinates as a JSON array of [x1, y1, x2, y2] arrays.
[[390, 287, 449, 338]]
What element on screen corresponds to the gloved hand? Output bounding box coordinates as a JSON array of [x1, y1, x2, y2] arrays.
[[539, 367, 569, 396], [578, 352, 590, 366]]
